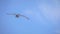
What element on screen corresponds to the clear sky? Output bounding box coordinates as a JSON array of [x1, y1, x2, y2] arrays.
[[0, 0, 60, 34]]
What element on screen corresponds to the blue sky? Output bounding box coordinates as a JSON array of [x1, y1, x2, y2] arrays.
[[0, 0, 60, 34]]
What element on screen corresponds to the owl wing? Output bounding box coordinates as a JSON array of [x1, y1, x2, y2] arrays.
[[6, 13, 16, 15], [20, 15, 30, 20]]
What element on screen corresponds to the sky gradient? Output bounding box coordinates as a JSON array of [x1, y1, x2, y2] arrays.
[[0, 0, 60, 34]]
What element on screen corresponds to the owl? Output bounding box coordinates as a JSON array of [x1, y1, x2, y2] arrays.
[[7, 13, 29, 20]]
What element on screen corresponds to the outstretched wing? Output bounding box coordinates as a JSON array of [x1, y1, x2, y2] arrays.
[[6, 13, 16, 15], [20, 15, 30, 20]]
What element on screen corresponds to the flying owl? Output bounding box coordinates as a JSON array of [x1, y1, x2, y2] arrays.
[[7, 13, 29, 20]]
